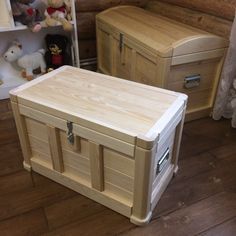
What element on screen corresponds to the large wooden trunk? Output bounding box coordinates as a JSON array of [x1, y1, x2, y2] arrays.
[[96, 6, 229, 121], [10, 66, 187, 225]]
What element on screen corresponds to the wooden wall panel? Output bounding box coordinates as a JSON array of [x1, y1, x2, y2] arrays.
[[75, 0, 148, 61], [157, 0, 236, 21], [146, 1, 233, 38], [79, 39, 97, 60], [76, 0, 148, 12], [76, 12, 98, 39]]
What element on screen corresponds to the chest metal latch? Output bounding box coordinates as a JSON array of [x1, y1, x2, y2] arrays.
[[119, 33, 124, 53], [67, 121, 74, 145]]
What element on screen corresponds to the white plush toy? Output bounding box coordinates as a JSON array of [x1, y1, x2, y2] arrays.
[[4, 41, 46, 81]]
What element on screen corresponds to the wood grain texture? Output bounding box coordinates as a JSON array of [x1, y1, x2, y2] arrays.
[[10, 66, 187, 225], [79, 39, 97, 59], [72, 135, 81, 152], [97, 6, 228, 57], [0, 209, 48, 236], [153, 156, 236, 218], [0, 142, 23, 176], [199, 217, 236, 236], [0, 171, 33, 196], [11, 102, 32, 166], [44, 209, 134, 236], [75, 0, 148, 41], [44, 195, 106, 230], [97, 6, 227, 120], [0, 116, 18, 146], [146, 1, 232, 38], [158, 0, 236, 21], [89, 142, 104, 191], [47, 126, 64, 173], [76, 0, 148, 12], [76, 11, 98, 39], [13, 66, 181, 138], [131, 146, 155, 224], [0, 176, 76, 221], [123, 192, 236, 236]]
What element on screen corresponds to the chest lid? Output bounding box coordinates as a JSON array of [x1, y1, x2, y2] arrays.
[[10, 66, 187, 146], [96, 6, 228, 57]]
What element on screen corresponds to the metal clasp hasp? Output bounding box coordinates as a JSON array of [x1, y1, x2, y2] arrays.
[[67, 121, 74, 145]]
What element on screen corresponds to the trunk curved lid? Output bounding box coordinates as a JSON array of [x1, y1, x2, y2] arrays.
[[96, 6, 229, 57]]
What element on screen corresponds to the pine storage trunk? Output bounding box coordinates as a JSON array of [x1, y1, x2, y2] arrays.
[[96, 6, 228, 121], [10, 66, 187, 225]]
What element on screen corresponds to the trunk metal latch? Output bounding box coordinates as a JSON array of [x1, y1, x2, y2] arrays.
[[67, 121, 74, 145]]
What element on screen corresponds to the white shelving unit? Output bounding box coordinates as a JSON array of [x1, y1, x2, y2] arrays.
[[0, 0, 80, 100]]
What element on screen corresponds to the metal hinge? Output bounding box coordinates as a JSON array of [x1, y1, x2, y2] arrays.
[[67, 121, 74, 145]]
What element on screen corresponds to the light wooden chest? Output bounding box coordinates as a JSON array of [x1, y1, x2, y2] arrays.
[[96, 6, 229, 121], [10, 66, 187, 225]]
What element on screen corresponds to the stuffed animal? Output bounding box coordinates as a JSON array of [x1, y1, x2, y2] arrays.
[[44, 0, 73, 31], [4, 41, 46, 81], [64, 0, 72, 21], [44, 34, 71, 71], [10, 0, 42, 32]]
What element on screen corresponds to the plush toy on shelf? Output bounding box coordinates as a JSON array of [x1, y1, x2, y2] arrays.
[[44, 0, 73, 31], [4, 41, 46, 81], [44, 34, 71, 72], [10, 0, 42, 32]]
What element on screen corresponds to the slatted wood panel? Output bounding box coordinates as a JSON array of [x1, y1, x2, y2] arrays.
[[1, 103, 236, 234], [25, 118, 52, 167]]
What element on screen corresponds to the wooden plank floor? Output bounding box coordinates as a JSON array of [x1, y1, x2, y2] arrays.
[[0, 99, 236, 236]]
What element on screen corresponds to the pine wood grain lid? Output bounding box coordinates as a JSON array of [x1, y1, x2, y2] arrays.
[[10, 66, 187, 141]]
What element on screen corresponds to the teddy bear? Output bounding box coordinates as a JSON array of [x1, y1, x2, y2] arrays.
[[10, 0, 42, 32], [44, 34, 71, 72], [44, 0, 73, 31]]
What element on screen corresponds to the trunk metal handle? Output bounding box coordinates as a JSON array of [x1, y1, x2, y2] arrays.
[[156, 148, 170, 175], [184, 74, 201, 89]]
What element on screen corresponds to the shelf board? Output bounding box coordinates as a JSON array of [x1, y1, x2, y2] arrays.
[[0, 21, 74, 33]]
